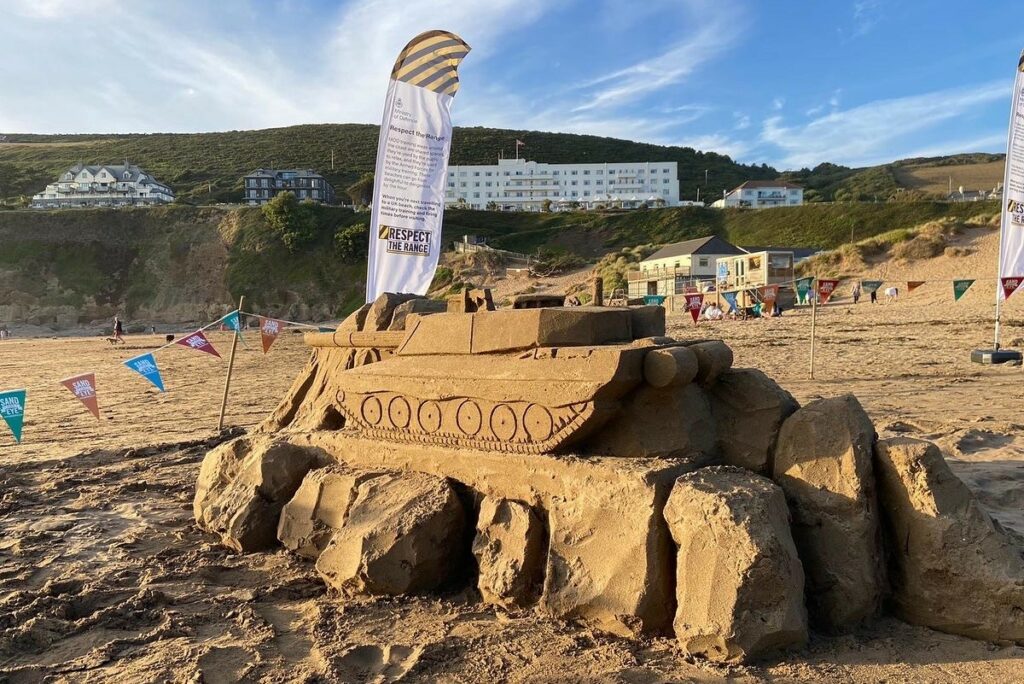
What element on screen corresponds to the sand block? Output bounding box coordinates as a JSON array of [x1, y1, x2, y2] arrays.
[[277, 465, 385, 560], [397, 308, 633, 356], [388, 298, 446, 331], [194, 435, 323, 552], [314, 471, 465, 596], [337, 302, 371, 332], [472, 497, 545, 609], [365, 293, 418, 332], [664, 466, 807, 662], [291, 431, 694, 635], [874, 437, 1024, 643], [709, 369, 799, 473], [586, 383, 717, 460], [773, 395, 886, 631], [629, 305, 666, 338]]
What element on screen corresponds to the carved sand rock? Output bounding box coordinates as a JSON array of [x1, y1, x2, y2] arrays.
[[664, 466, 807, 662], [277, 465, 386, 559], [773, 395, 887, 631], [709, 368, 799, 473], [874, 437, 1024, 643], [194, 435, 322, 551], [314, 470, 465, 596], [472, 497, 545, 608]]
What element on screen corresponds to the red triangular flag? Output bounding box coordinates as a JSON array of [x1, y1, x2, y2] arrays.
[[1001, 277, 1022, 301], [685, 293, 704, 323], [258, 316, 282, 354], [176, 330, 221, 358], [60, 373, 99, 418], [817, 279, 839, 304], [907, 281, 925, 292], [761, 284, 779, 313]]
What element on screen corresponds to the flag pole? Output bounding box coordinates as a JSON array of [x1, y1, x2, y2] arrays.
[[218, 295, 244, 431]]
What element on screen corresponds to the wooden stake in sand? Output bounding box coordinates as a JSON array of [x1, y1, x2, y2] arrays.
[[809, 281, 817, 379], [218, 295, 244, 431]]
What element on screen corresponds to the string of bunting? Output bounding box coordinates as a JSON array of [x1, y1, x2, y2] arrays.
[[703, 274, 1024, 315], [0, 309, 325, 445]]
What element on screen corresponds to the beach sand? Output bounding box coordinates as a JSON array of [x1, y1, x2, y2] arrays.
[[2, 228, 1024, 682]]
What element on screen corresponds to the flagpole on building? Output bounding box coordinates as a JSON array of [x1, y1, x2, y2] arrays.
[[218, 294, 244, 431]]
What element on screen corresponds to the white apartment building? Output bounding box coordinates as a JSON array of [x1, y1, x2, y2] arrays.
[[444, 158, 679, 211], [31, 163, 174, 209], [711, 180, 803, 209]]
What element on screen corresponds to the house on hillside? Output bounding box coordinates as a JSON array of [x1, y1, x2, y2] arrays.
[[716, 250, 796, 308], [244, 169, 337, 206], [627, 236, 745, 298], [711, 180, 803, 209], [31, 163, 174, 209]]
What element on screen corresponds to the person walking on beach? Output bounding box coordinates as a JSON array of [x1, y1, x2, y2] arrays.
[[113, 315, 124, 343], [852, 283, 861, 304], [869, 286, 877, 304]]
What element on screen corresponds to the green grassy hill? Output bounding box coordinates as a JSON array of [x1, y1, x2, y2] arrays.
[[0, 125, 776, 205], [0, 199, 999, 328]]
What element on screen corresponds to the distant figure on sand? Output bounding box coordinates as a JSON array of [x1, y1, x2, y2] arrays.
[[870, 287, 878, 304], [884, 286, 899, 303], [109, 315, 125, 345], [852, 283, 861, 304]]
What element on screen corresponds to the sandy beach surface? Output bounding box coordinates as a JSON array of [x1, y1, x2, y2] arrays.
[[3, 230, 1024, 682]]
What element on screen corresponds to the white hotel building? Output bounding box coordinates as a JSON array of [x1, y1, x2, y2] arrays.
[[444, 158, 679, 211]]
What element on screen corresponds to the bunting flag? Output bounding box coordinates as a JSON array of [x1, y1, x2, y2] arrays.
[[222, 310, 242, 333], [862, 280, 884, 294], [762, 284, 780, 313], [177, 331, 221, 358], [997, 51, 1024, 298], [124, 353, 165, 391], [685, 293, 704, 323], [817, 279, 839, 304], [795, 277, 814, 304], [953, 279, 975, 301], [259, 316, 283, 354], [1001, 276, 1023, 301], [60, 373, 99, 418], [907, 281, 925, 292], [722, 291, 739, 312], [0, 389, 26, 443]]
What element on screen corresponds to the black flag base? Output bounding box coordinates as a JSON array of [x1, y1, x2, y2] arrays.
[[971, 349, 1023, 365]]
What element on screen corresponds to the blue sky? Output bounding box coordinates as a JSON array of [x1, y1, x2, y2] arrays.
[[1, 0, 1020, 169]]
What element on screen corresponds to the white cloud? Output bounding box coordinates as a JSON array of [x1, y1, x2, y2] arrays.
[[572, 2, 743, 112], [771, 97, 785, 111], [760, 81, 1008, 168], [734, 112, 751, 130]]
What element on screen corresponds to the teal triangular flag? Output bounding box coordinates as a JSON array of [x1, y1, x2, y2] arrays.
[[0, 389, 27, 443], [124, 353, 165, 391], [222, 310, 241, 332]]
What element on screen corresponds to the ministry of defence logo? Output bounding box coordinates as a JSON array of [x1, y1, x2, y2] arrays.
[[379, 225, 432, 256], [1009, 199, 1024, 227]]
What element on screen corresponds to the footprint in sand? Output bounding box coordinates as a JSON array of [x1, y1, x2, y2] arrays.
[[197, 645, 256, 684], [330, 643, 424, 682], [955, 429, 1015, 455]]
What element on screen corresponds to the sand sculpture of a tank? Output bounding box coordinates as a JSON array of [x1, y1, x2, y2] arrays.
[[194, 292, 1024, 663]]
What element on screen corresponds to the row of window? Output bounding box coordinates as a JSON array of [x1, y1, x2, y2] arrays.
[[450, 167, 673, 178], [448, 179, 672, 188], [246, 178, 323, 188], [446, 189, 673, 199]]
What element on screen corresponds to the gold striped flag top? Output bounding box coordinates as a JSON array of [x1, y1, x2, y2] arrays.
[[390, 30, 471, 96]]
